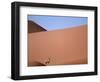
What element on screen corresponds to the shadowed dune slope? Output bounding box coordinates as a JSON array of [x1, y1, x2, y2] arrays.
[[28, 20, 47, 33]]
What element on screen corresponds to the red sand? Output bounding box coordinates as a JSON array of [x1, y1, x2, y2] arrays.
[[28, 25, 87, 66]]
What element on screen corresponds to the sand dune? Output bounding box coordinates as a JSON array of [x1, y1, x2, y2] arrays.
[[28, 25, 87, 66], [28, 20, 47, 33]]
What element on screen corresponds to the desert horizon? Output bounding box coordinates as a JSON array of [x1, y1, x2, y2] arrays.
[[28, 19, 88, 66]]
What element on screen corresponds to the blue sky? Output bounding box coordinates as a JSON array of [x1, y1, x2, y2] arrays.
[[28, 15, 87, 31]]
